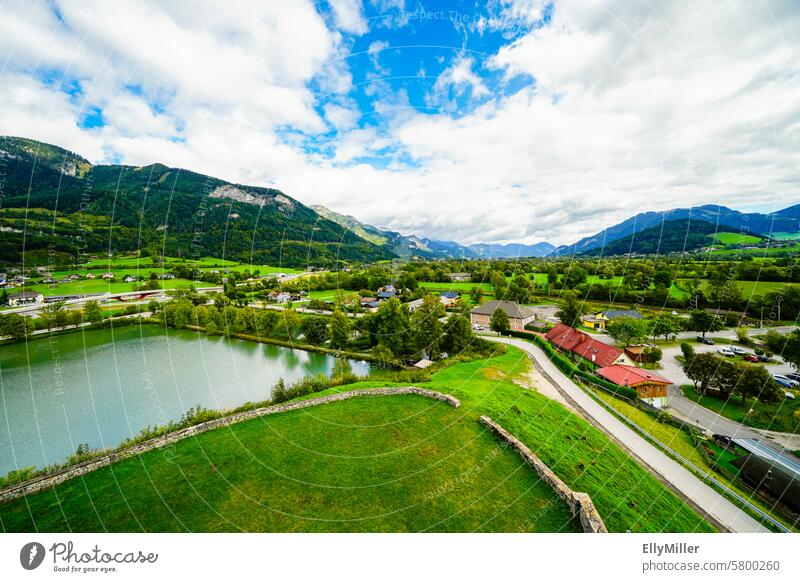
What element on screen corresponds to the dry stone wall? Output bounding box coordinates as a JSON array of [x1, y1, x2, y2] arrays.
[[0, 387, 459, 503], [479, 415, 608, 533]]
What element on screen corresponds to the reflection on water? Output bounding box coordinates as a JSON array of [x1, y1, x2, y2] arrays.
[[0, 324, 369, 474]]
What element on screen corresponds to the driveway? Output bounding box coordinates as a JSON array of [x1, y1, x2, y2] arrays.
[[484, 335, 769, 533]]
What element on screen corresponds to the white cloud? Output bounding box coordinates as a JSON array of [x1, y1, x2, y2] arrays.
[[1, 0, 799, 247], [328, 0, 369, 35]]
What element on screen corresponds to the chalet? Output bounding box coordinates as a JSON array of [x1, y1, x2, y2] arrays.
[[101, 272, 115, 280], [123, 275, 136, 283], [470, 300, 536, 331], [596, 365, 671, 408], [267, 291, 291, 303], [545, 323, 631, 368], [406, 298, 424, 313], [7, 291, 44, 306], [85, 273, 96, 279], [447, 273, 471, 282], [376, 290, 396, 300]]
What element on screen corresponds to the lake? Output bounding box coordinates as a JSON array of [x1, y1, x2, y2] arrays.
[[0, 325, 370, 475]]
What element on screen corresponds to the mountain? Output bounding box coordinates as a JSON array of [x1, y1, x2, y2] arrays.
[[551, 204, 800, 256], [0, 136, 394, 267], [468, 242, 555, 258], [311, 205, 477, 259], [580, 219, 767, 256]]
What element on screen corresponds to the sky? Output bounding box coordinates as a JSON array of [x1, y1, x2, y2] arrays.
[[1, 0, 799, 246]]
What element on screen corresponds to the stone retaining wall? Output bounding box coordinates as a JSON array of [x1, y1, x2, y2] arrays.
[[0, 387, 459, 503], [479, 415, 608, 533]]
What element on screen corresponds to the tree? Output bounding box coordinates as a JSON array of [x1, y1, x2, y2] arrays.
[[469, 286, 484, 303], [375, 298, 411, 357], [606, 317, 648, 346], [411, 294, 445, 358], [0, 314, 34, 339], [780, 329, 800, 371], [489, 307, 510, 334], [328, 309, 351, 350], [711, 358, 739, 398], [644, 345, 662, 364], [649, 313, 683, 341], [688, 310, 723, 337], [277, 309, 301, 339], [736, 365, 781, 405], [301, 316, 329, 345], [83, 300, 104, 326], [443, 314, 473, 355], [555, 291, 585, 328], [685, 352, 720, 393], [562, 266, 588, 289], [680, 342, 696, 367], [40, 300, 66, 331]]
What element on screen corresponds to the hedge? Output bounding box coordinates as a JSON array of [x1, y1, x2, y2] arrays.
[[504, 330, 640, 400]]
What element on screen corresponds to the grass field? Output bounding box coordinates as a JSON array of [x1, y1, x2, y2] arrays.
[[27, 277, 199, 297], [675, 278, 798, 299], [81, 255, 303, 275], [0, 394, 581, 533], [711, 232, 763, 245], [0, 347, 714, 532], [709, 243, 800, 257], [679, 386, 800, 434]]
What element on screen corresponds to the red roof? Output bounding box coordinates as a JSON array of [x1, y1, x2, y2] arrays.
[[545, 323, 624, 367], [597, 365, 672, 387]]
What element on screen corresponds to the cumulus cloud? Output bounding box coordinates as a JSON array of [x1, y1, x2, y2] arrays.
[[1, 0, 799, 247]]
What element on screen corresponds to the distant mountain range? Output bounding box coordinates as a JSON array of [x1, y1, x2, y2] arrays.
[[551, 204, 800, 256], [2, 136, 798, 266], [312, 206, 554, 259]]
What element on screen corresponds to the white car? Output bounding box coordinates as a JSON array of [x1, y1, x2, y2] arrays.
[[730, 346, 747, 355], [717, 347, 735, 357]]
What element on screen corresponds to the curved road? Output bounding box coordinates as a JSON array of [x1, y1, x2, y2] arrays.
[[486, 335, 769, 533]]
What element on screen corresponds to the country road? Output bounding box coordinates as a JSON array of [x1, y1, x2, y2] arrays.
[[484, 335, 770, 533]]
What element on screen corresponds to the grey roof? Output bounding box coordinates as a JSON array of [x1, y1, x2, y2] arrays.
[[603, 309, 643, 320], [731, 438, 800, 479], [470, 300, 535, 320], [440, 291, 459, 299], [376, 291, 396, 299]]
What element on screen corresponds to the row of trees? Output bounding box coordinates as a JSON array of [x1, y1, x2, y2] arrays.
[[680, 343, 782, 404]]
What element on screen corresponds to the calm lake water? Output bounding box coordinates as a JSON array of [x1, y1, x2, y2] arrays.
[[0, 325, 370, 475]]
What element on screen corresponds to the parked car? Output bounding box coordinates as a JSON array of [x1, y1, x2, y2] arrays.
[[785, 392, 796, 400], [773, 375, 800, 388], [757, 354, 772, 362], [730, 346, 747, 355], [717, 347, 735, 357], [786, 373, 800, 383], [743, 354, 760, 363], [697, 336, 714, 345]]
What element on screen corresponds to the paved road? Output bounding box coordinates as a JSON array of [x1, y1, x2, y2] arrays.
[[485, 335, 769, 533]]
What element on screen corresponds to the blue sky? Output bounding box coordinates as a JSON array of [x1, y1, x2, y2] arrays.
[[1, 0, 799, 245]]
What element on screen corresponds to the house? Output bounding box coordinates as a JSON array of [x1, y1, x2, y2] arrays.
[[545, 323, 631, 368], [406, 298, 424, 312], [7, 291, 44, 306], [596, 365, 671, 408], [580, 313, 609, 330], [470, 300, 536, 331], [413, 358, 434, 369], [159, 273, 175, 280], [85, 273, 96, 279], [447, 273, 471, 282], [123, 275, 136, 283], [439, 291, 459, 306], [376, 290, 396, 300], [360, 298, 381, 312], [101, 272, 115, 280], [623, 345, 655, 363]]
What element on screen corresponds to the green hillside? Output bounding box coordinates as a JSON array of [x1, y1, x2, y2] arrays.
[[0, 136, 394, 268]]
